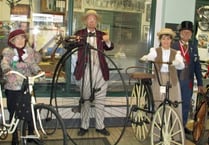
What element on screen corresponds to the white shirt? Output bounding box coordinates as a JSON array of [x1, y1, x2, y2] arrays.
[[145, 47, 185, 72]]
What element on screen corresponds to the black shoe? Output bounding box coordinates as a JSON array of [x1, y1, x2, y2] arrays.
[[11, 141, 19, 145], [12, 131, 18, 145], [77, 128, 88, 136], [96, 128, 110, 136], [27, 138, 42, 144], [184, 128, 192, 134]]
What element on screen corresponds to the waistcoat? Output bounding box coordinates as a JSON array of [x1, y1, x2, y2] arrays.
[[155, 47, 178, 85]]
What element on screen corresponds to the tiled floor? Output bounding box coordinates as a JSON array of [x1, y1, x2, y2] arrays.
[[1, 109, 208, 145], [1, 126, 207, 145]]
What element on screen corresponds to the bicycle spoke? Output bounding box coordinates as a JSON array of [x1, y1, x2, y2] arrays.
[[50, 46, 128, 145]]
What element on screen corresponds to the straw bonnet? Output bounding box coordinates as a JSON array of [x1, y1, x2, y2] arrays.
[[82, 9, 101, 22], [157, 28, 176, 38], [179, 21, 193, 32]]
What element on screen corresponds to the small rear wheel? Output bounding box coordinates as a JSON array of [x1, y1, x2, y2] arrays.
[[129, 79, 154, 141]]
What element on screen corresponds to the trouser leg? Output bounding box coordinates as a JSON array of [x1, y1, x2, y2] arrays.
[[180, 80, 193, 126], [5, 90, 19, 144], [28, 120, 34, 135], [80, 66, 91, 129], [94, 70, 107, 129], [80, 64, 107, 129]]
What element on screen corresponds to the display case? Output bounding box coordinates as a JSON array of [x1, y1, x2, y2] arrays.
[[84, 0, 143, 13], [0, 0, 152, 96], [41, 0, 66, 14], [32, 13, 66, 83]]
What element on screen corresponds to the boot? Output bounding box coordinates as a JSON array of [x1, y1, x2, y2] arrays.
[[11, 130, 19, 145], [28, 120, 34, 135]]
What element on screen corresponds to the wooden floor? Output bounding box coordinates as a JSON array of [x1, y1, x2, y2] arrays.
[[1, 126, 205, 145]]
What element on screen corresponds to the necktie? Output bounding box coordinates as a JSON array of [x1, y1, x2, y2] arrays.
[[88, 32, 96, 37]]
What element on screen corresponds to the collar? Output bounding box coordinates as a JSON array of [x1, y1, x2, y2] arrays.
[[87, 29, 96, 33], [180, 40, 188, 46], [161, 47, 170, 50], [87, 29, 96, 37]]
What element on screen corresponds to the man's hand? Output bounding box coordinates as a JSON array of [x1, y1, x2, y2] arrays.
[[103, 34, 110, 43]]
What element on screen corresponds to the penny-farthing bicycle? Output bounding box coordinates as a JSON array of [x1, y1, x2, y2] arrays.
[[126, 61, 185, 144], [49, 36, 129, 145], [150, 61, 185, 145]]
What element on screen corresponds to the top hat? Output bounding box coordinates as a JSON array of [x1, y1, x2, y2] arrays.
[[82, 10, 101, 22], [179, 21, 193, 32], [157, 28, 176, 39]]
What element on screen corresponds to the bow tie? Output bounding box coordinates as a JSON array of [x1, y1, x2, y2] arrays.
[[88, 32, 96, 37]]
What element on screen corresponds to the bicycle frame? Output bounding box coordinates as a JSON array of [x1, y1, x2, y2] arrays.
[[0, 82, 21, 137], [152, 61, 184, 141], [0, 71, 45, 139], [126, 60, 185, 144]]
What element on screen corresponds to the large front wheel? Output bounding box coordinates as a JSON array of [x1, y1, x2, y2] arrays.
[[50, 47, 129, 145], [150, 105, 185, 145]]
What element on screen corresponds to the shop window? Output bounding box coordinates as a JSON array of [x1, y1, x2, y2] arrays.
[[0, 0, 153, 96]]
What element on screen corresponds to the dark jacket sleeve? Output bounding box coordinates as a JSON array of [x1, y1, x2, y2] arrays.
[[192, 40, 203, 86]]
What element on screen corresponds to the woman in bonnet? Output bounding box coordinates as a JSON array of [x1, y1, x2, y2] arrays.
[[1, 29, 42, 145], [141, 28, 185, 117]]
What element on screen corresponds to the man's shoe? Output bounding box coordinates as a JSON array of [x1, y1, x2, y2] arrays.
[[11, 141, 19, 145], [184, 128, 192, 134], [96, 128, 110, 136], [77, 128, 88, 136]]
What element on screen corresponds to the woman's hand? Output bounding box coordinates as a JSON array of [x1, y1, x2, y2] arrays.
[[198, 86, 205, 94]]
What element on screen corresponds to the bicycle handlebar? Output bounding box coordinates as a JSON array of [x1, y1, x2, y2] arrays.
[[138, 60, 173, 86], [139, 59, 172, 65], [154, 61, 172, 65], [7, 71, 45, 81]]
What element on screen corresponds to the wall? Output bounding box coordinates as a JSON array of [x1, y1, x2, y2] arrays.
[[0, 0, 31, 21], [164, 0, 196, 24], [0, 0, 197, 49], [154, 0, 196, 47], [0, 0, 10, 21]]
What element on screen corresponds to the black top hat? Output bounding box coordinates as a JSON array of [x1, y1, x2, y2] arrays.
[[179, 21, 193, 32]]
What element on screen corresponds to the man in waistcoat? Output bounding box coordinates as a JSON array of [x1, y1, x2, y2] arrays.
[[73, 10, 114, 136]]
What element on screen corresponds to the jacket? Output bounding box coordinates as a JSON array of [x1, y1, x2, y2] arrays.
[[1, 46, 41, 90], [73, 28, 114, 81], [172, 40, 203, 87]]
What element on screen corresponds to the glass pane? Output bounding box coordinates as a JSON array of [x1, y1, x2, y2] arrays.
[[0, 0, 152, 95], [72, 0, 152, 90], [0, 1, 68, 96]]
